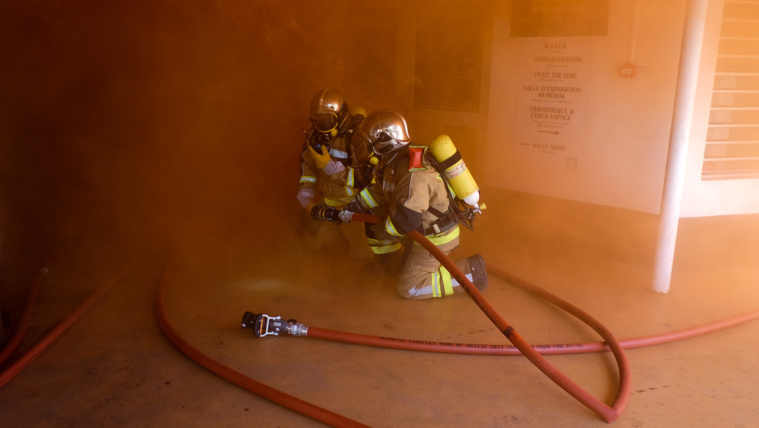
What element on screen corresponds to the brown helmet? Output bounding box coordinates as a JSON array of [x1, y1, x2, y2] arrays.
[[309, 86, 348, 134], [355, 109, 411, 156]]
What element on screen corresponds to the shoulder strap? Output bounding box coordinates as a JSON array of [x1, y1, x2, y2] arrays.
[[340, 113, 364, 162], [427, 206, 446, 218]]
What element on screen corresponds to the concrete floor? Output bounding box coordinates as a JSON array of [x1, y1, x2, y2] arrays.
[[1, 190, 758, 427]]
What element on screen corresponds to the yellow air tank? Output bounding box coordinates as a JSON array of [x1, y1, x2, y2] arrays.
[[429, 135, 480, 207]]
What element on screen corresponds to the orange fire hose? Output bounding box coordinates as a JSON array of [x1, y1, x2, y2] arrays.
[[0, 268, 46, 367], [156, 269, 370, 428], [0, 262, 137, 389], [351, 213, 628, 422], [0, 248, 66, 367], [409, 229, 628, 422], [306, 268, 759, 355], [0, 256, 366, 427], [4, 217, 757, 426]]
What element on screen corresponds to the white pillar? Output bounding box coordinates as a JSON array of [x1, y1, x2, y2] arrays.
[[652, 0, 710, 294]]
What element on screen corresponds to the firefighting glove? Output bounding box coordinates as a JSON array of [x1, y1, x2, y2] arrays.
[[311, 203, 343, 224], [307, 144, 331, 170], [296, 187, 315, 209]]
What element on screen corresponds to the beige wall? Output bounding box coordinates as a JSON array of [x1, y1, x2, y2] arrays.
[[484, 0, 686, 214], [480, 0, 759, 217], [2, 0, 756, 304]]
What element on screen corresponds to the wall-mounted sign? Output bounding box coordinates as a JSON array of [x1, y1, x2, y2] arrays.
[[413, 2, 487, 112], [514, 38, 591, 172], [511, 0, 609, 38]]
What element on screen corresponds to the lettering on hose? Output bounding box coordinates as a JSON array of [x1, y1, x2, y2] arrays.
[[533, 343, 585, 350], [379, 337, 463, 348], [488, 344, 516, 350], [466, 344, 489, 349], [379, 337, 521, 351]]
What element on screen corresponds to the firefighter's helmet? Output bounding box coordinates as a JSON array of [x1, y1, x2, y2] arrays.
[[309, 87, 348, 134], [356, 109, 411, 156]]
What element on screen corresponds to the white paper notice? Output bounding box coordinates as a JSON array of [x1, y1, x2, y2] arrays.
[[515, 39, 592, 172]]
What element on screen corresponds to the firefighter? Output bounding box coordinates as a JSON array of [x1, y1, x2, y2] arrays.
[[297, 87, 374, 260], [327, 109, 488, 299]]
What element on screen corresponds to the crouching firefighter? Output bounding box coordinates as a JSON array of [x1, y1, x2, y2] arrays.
[[312, 109, 488, 299], [297, 86, 374, 260]]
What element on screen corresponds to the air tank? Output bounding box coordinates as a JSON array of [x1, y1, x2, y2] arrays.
[[429, 135, 480, 207]]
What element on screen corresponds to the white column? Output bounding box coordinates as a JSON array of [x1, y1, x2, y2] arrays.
[[652, 0, 710, 294]]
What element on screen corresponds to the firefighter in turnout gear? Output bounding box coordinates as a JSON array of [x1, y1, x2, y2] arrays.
[[297, 87, 373, 260], [339, 109, 488, 299]]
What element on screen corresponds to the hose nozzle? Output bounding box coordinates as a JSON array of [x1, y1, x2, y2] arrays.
[[241, 311, 309, 337]]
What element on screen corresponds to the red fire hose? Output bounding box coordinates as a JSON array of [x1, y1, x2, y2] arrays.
[[405, 230, 628, 421], [0, 262, 137, 389], [156, 269, 370, 428], [0, 268, 46, 367], [306, 268, 759, 355], [4, 219, 757, 426], [0, 248, 66, 367], [155, 212, 629, 424], [350, 213, 629, 422]]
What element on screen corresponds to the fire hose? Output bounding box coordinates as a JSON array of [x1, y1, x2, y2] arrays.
[[0, 268, 46, 368], [0, 248, 67, 367], [165, 212, 759, 425], [3, 221, 757, 426], [156, 269, 370, 428], [0, 262, 137, 389], [242, 213, 629, 423], [368, 214, 629, 421]]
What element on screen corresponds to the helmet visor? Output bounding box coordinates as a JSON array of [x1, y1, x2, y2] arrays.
[[310, 113, 338, 133], [371, 132, 400, 155]]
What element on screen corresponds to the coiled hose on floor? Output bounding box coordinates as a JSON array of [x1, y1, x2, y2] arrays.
[[156, 269, 370, 428], [155, 214, 759, 426], [356, 214, 630, 423], [305, 267, 759, 355], [158, 213, 629, 424], [3, 228, 757, 426]]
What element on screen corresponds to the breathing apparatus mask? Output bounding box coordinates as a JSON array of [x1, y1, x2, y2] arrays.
[[310, 112, 339, 135], [370, 131, 403, 156], [303, 128, 332, 153], [306, 86, 348, 152], [305, 113, 338, 151]]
